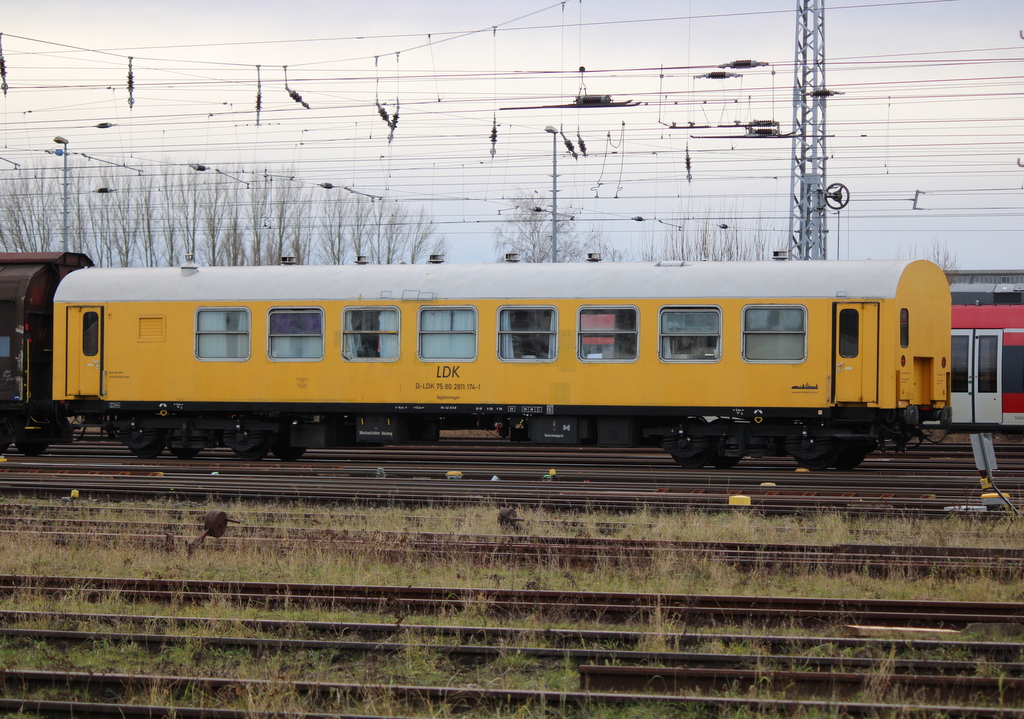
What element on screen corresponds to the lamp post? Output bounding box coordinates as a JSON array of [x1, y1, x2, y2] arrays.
[[53, 136, 69, 252], [544, 125, 558, 263]]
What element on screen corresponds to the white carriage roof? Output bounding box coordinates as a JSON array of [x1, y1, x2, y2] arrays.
[[54, 259, 930, 304]]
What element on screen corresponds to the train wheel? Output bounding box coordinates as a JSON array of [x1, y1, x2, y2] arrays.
[[128, 442, 163, 459], [224, 429, 271, 461], [831, 441, 875, 471], [712, 454, 742, 469], [792, 446, 841, 471], [15, 441, 49, 457], [670, 448, 715, 469], [233, 444, 269, 461], [272, 443, 306, 461], [126, 429, 164, 459], [169, 447, 201, 460]]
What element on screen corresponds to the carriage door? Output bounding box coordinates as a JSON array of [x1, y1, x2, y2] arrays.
[[65, 306, 103, 397], [833, 303, 878, 403], [951, 329, 1001, 425]]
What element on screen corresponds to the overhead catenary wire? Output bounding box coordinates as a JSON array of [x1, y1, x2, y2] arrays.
[[0, 3, 1018, 267]]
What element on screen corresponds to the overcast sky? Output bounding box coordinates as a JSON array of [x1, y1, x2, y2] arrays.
[[1, 0, 1021, 267]]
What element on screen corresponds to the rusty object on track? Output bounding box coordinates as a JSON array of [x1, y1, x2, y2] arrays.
[[187, 509, 238, 552]]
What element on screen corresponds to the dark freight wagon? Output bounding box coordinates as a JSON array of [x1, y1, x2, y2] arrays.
[[0, 252, 93, 453]]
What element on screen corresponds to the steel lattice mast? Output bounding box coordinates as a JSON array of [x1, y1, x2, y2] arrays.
[[788, 0, 831, 260]]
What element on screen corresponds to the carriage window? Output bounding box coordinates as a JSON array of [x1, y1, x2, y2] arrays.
[[498, 307, 556, 361], [900, 308, 909, 348], [196, 309, 250, 360], [269, 309, 324, 360], [0, 336, 9, 358], [839, 309, 859, 358], [951, 335, 969, 393], [743, 306, 806, 362], [660, 308, 721, 361], [578, 307, 638, 361], [344, 308, 399, 360], [82, 311, 99, 357], [419, 308, 476, 360], [978, 335, 998, 394]]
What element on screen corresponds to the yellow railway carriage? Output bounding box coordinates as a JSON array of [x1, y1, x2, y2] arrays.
[[52, 258, 951, 469]]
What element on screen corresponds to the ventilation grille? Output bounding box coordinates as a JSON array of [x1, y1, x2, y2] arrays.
[[137, 316, 166, 342]]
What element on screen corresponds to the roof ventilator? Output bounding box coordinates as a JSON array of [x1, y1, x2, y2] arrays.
[[181, 254, 198, 277]]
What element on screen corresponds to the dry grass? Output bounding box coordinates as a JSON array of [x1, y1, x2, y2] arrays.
[[2, 500, 1024, 603], [1, 498, 1022, 716]]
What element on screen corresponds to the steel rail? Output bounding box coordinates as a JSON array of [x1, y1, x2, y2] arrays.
[[4, 609, 1022, 658], [2, 575, 1022, 627], [2, 669, 1023, 718], [3, 524, 1024, 577], [5, 626, 1023, 678], [0, 467, 1014, 516], [0, 700, 406, 719], [578, 664, 1024, 703]]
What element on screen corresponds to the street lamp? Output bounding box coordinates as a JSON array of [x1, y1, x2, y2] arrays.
[[53, 136, 69, 252], [544, 125, 558, 263]]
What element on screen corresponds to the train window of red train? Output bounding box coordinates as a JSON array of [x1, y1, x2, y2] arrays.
[[419, 307, 477, 360], [268, 309, 324, 360], [195, 308, 250, 360], [977, 335, 998, 394], [900, 308, 909, 348], [343, 308, 399, 360], [838, 309, 859, 358], [742, 306, 806, 362], [82, 311, 99, 357], [497, 308, 556, 361], [659, 307, 721, 362], [577, 307, 638, 361]]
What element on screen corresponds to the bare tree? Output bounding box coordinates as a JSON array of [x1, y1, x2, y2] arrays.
[[317, 195, 446, 265], [894, 239, 960, 280], [636, 208, 781, 262], [134, 174, 164, 267], [197, 176, 226, 266], [173, 166, 204, 260], [221, 200, 248, 266], [402, 205, 447, 263], [263, 175, 305, 265], [0, 172, 61, 252], [317, 193, 352, 264], [493, 191, 585, 262], [0, 162, 448, 269], [246, 173, 272, 265]]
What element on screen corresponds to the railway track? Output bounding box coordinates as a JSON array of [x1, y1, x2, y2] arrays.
[[7, 672, 1024, 719], [4, 574, 1022, 628], [2, 514, 1023, 577], [3, 610, 1024, 717], [0, 443, 1020, 514]]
